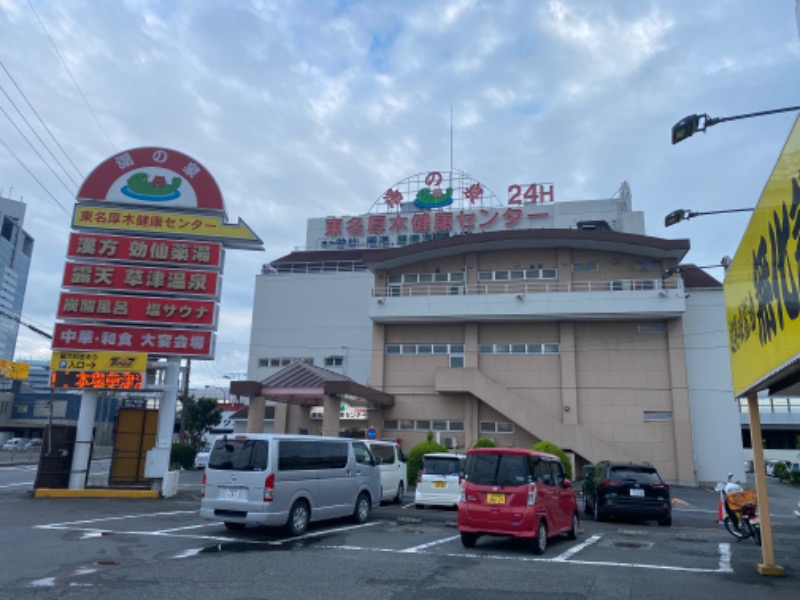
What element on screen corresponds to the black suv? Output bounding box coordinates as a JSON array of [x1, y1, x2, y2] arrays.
[[582, 461, 671, 526]]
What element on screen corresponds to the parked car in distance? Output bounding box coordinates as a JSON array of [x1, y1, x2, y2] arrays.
[[582, 460, 671, 526], [365, 440, 407, 503], [2, 437, 29, 450], [194, 441, 213, 469], [415, 452, 466, 509], [458, 447, 579, 554], [24, 438, 43, 450]]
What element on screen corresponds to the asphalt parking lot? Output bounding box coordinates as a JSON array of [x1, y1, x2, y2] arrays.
[[2, 461, 800, 599]]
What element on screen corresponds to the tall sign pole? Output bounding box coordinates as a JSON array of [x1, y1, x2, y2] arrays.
[[54, 147, 263, 491]]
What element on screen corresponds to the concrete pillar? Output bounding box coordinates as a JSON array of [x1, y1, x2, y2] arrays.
[[465, 323, 479, 369], [274, 402, 288, 433], [321, 395, 340, 437], [247, 395, 266, 433], [666, 318, 696, 485], [68, 389, 98, 489]]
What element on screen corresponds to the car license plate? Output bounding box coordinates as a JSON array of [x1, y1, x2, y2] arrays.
[[630, 489, 645, 497], [222, 487, 243, 499], [487, 493, 505, 504], [433, 481, 446, 489]]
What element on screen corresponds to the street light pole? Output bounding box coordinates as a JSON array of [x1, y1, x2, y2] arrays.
[[664, 207, 754, 227], [672, 105, 800, 144]]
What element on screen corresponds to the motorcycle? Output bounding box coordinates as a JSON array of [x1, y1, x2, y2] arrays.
[[715, 473, 761, 546]]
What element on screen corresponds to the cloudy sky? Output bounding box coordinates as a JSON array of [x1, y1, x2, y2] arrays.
[[1, 0, 798, 390]]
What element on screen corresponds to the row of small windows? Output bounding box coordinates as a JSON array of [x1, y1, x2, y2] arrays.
[[479, 343, 560, 355], [386, 344, 464, 355], [258, 357, 313, 368], [387, 272, 464, 284], [384, 419, 464, 432], [479, 421, 515, 434], [478, 268, 557, 281]]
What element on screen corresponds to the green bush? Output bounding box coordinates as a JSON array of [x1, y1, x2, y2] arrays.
[[473, 437, 497, 448], [773, 461, 790, 481], [170, 443, 197, 470], [531, 440, 572, 480], [407, 432, 447, 484], [791, 470, 800, 485]]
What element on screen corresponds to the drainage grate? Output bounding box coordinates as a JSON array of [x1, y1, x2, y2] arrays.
[[612, 540, 653, 550]]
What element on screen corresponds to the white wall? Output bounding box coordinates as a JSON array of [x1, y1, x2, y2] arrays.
[[682, 288, 746, 485], [248, 271, 374, 385]]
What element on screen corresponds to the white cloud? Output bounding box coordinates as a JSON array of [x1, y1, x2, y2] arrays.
[[1, 0, 797, 386]]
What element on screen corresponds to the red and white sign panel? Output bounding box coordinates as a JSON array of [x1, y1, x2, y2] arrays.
[[76, 147, 225, 212], [57, 292, 217, 328], [67, 232, 223, 269], [62, 262, 220, 298], [53, 323, 215, 358]]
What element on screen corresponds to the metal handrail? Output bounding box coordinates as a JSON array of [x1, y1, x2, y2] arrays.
[[373, 278, 683, 298]]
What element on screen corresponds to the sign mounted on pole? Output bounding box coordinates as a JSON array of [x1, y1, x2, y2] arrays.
[[725, 115, 800, 396], [50, 351, 148, 372]]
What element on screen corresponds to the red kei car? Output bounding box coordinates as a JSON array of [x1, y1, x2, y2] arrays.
[[457, 447, 579, 554]]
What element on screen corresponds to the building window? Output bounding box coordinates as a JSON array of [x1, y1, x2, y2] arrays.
[[382, 419, 464, 432], [480, 421, 514, 434], [258, 357, 313, 367], [324, 356, 344, 367], [643, 411, 672, 422], [572, 262, 598, 273], [479, 343, 560, 355], [478, 269, 557, 281]]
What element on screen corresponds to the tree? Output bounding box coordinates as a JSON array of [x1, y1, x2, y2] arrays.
[[182, 394, 222, 448], [531, 440, 573, 480]]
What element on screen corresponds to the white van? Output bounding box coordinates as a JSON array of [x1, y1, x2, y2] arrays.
[[200, 434, 381, 535], [365, 440, 407, 504]]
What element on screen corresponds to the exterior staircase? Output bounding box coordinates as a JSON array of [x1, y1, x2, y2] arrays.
[[435, 367, 635, 464]]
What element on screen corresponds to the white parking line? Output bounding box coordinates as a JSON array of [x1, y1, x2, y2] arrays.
[[551, 534, 601, 561], [399, 535, 461, 553], [35, 510, 197, 529], [322, 536, 735, 574]]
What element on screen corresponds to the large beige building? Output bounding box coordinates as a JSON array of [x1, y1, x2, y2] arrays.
[[243, 178, 744, 486]]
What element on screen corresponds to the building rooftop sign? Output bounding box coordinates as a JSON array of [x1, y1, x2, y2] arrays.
[[725, 115, 800, 396]]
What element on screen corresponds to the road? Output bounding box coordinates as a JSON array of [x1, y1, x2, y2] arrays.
[[1, 462, 799, 599]]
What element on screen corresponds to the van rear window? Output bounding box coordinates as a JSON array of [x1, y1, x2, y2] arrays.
[[465, 454, 532, 486], [208, 439, 268, 471]]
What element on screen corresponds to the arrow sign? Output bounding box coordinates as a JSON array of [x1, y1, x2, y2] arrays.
[[72, 203, 264, 250]]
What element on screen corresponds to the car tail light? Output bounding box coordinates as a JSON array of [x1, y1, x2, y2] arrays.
[[600, 480, 622, 487], [527, 483, 537, 507], [652, 482, 669, 491], [417, 468, 425, 483], [201, 470, 206, 499], [264, 473, 275, 502]]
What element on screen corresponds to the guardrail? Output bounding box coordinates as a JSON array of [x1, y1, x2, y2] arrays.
[[373, 278, 683, 297]]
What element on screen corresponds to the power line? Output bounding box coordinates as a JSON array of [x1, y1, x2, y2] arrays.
[[0, 102, 77, 197], [26, 0, 116, 154], [0, 60, 85, 181], [0, 308, 52, 340], [0, 135, 70, 214]]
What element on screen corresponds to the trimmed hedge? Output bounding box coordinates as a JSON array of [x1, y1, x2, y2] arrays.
[[473, 437, 497, 448], [407, 439, 448, 484], [531, 440, 572, 480]]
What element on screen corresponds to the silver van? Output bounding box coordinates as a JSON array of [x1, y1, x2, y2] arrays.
[[200, 434, 381, 535]]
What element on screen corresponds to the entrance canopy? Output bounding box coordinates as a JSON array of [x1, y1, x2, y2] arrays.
[[229, 361, 394, 408]]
